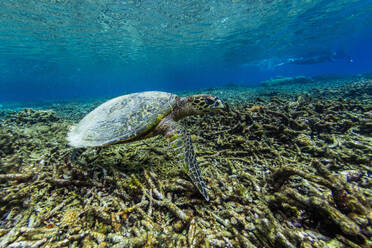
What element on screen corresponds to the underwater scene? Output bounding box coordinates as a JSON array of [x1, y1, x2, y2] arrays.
[[0, 1, 371, 247]]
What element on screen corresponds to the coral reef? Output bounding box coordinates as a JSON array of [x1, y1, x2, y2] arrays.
[[0, 77, 371, 247], [260, 76, 313, 87], [5, 109, 60, 125]]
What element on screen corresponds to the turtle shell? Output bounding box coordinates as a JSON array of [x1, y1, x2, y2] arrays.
[[67, 91, 178, 147]]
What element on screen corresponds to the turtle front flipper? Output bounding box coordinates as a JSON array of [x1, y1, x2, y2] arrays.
[[167, 126, 209, 201]]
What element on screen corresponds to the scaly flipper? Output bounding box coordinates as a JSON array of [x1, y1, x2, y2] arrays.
[[167, 126, 209, 201]]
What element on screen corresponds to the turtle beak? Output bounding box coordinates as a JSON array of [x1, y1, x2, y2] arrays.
[[213, 98, 225, 110], [213, 98, 229, 112]]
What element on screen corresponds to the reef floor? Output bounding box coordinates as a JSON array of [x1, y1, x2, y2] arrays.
[[0, 75, 371, 248]]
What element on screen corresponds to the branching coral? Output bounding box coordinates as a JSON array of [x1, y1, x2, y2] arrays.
[[0, 78, 371, 247]]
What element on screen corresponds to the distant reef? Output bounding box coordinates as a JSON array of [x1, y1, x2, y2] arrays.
[[260, 73, 372, 87], [260, 76, 314, 87]]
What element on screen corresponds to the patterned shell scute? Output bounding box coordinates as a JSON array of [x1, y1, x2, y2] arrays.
[[68, 91, 177, 147]]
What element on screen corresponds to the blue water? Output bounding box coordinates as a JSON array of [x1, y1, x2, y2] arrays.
[[0, 0, 371, 102]]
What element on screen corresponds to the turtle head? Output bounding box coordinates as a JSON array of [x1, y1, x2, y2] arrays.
[[187, 94, 225, 114], [173, 94, 225, 120]]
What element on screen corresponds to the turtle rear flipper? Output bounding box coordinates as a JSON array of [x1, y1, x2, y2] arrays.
[[167, 126, 209, 201], [70, 148, 86, 165]]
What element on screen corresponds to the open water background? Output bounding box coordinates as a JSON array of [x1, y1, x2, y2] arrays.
[[0, 0, 371, 102]]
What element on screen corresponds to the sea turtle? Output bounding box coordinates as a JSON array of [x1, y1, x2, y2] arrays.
[[67, 91, 225, 201]]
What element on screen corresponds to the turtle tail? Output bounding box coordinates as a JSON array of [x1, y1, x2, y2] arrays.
[[167, 128, 210, 201]]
